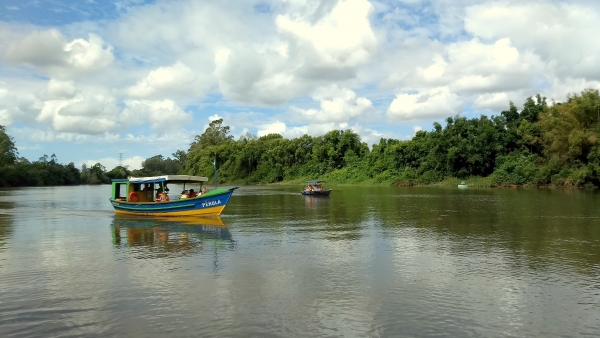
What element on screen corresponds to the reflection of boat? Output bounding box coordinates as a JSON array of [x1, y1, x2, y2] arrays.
[[304, 195, 331, 208], [458, 181, 468, 189], [109, 175, 238, 216], [301, 180, 332, 196], [111, 215, 233, 251]]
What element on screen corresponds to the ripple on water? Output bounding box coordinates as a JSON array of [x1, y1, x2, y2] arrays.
[[1, 185, 600, 337]]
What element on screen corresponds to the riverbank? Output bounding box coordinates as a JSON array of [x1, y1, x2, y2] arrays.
[[223, 175, 596, 189]]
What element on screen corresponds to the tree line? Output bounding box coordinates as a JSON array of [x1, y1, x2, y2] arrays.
[[1, 89, 599, 188], [184, 89, 600, 188], [0, 125, 185, 187]]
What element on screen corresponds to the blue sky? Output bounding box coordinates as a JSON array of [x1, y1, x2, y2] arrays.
[[1, 0, 599, 170]]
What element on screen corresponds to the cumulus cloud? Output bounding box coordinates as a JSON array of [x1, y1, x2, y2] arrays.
[[39, 79, 78, 100], [465, 1, 600, 80], [121, 99, 193, 131], [291, 86, 374, 124], [387, 87, 464, 121], [125, 61, 197, 98], [4, 29, 114, 78], [208, 114, 223, 122], [409, 38, 542, 94], [474, 92, 512, 111], [37, 93, 120, 134], [257, 121, 287, 137], [214, 0, 378, 105], [276, 0, 378, 73], [0, 82, 41, 125], [1, 0, 600, 164]]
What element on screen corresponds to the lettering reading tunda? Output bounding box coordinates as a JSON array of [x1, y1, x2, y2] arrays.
[[202, 200, 222, 208]]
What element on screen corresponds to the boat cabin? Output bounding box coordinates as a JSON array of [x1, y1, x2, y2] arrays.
[[304, 179, 326, 191], [111, 175, 209, 203]]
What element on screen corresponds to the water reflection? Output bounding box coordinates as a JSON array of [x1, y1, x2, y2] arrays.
[[1, 185, 599, 337], [0, 198, 15, 255], [111, 216, 234, 258], [303, 195, 330, 209]]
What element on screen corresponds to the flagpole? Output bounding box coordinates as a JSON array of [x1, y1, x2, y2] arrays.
[[213, 155, 217, 189]]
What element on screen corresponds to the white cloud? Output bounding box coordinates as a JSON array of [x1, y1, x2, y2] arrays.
[[387, 87, 463, 121], [291, 86, 374, 124], [257, 121, 287, 137], [0, 86, 40, 125], [213, 0, 379, 105], [208, 114, 223, 122], [410, 38, 542, 94], [4, 29, 114, 78], [275, 0, 378, 71], [39, 79, 78, 100], [1, 0, 600, 165], [121, 99, 193, 131], [37, 92, 120, 134], [465, 1, 600, 79], [474, 92, 511, 111], [125, 61, 198, 98]]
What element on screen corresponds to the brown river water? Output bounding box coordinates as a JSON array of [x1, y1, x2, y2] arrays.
[[0, 185, 599, 337]]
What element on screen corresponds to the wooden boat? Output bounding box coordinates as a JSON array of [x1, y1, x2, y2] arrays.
[[301, 180, 332, 196], [109, 175, 238, 217]]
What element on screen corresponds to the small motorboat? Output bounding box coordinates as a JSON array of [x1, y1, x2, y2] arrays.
[[301, 180, 332, 196], [458, 181, 468, 189]]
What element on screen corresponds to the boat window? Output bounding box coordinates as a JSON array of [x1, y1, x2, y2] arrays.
[[115, 183, 126, 198], [132, 184, 141, 192]]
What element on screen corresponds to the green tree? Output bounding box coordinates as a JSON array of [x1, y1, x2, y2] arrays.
[[107, 166, 131, 180], [0, 125, 17, 166], [189, 118, 234, 150]]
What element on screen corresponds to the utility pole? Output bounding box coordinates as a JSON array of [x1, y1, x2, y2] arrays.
[[213, 155, 217, 189], [119, 153, 123, 167]]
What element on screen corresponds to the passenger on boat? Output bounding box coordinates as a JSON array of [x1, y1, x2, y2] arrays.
[[188, 189, 197, 198], [201, 187, 207, 195], [307, 185, 313, 192], [317, 184, 322, 190], [156, 185, 169, 197], [180, 190, 189, 199], [157, 190, 170, 202]]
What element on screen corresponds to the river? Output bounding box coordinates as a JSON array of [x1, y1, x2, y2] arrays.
[[0, 185, 599, 337]]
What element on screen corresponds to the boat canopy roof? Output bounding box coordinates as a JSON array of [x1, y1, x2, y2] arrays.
[[126, 175, 209, 184], [305, 180, 325, 184]]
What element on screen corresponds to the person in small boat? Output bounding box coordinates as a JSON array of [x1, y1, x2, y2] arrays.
[[317, 184, 322, 190], [180, 190, 189, 199], [307, 185, 313, 192], [188, 189, 197, 198], [201, 187, 207, 195]]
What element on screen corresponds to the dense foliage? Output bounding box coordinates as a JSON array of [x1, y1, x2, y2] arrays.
[[0, 153, 81, 187], [1, 89, 599, 188], [0, 126, 184, 186], [183, 89, 600, 188]]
